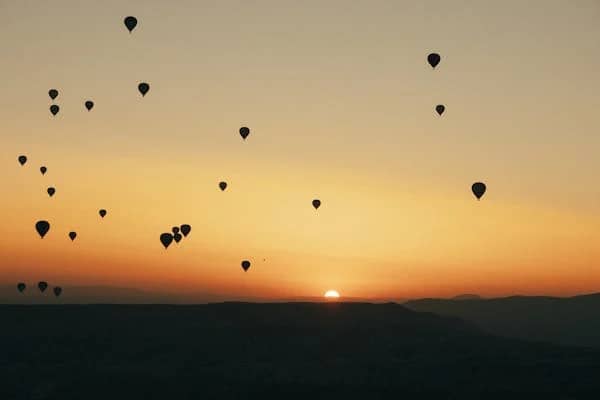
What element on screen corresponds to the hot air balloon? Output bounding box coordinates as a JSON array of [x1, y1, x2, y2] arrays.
[[173, 233, 182, 243], [50, 105, 59, 116], [40, 166, 47, 175], [241, 260, 251, 272], [219, 181, 227, 191], [312, 199, 321, 210], [138, 82, 150, 96], [85, 101, 94, 111], [124, 16, 138, 33], [17, 283, 26, 293], [172, 227, 180, 234], [35, 220, 50, 238], [18, 155, 27, 166], [180, 224, 191, 237], [99, 209, 107, 218], [427, 53, 441, 68], [47, 187, 56, 197], [160, 233, 174, 249], [436, 104, 445, 116], [239, 127, 250, 140], [471, 182, 487, 200], [53, 287, 62, 297], [38, 281, 48, 293], [68, 231, 77, 241], [48, 89, 59, 100]]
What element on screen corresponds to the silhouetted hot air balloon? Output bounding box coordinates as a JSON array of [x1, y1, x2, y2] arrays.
[[172, 226, 180, 234], [35, 220, 50, 238], [18, 155, 27, 166], [239, 127, 250, 140], [47, 187, 56, 197], [53, 287, 62, 297], [40, 166, 47, 175], [312, 199, 321, 210], [427, 53, 441, 68], [38, 281, 48, 293], [17, 283, 26, 293], [241, 260, 251, 272], [85, 101, 94, 111], [48, 89, 58, 100], [472, 182, 487, 200], [138, 82, 150, 96], [50, 105, 59, 116], [99, 209, 107, 218], [436, 104, 445, 116], [124, 16, 138, 33], [219, 181, 227, 191], [180, 224, 191, 237], [173, 233, 182, 243], [160, 233, 174, 249], [68, 231, 77, 241]]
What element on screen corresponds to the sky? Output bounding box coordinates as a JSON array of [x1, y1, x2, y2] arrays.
[[1, 0, 600, 301]]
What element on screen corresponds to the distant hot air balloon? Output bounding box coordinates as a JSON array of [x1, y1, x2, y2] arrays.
[[48, 89, 59, 100], [35, 220, 50, 238], [50, 105, 60, 116], [99, 209, 107, 218], [471, 182, 487, 200], [160, 233, 174, 249], [241, 260, 251, 272], [40, 166, 47, 175], [85, 101, 94, 111], [172, 227, 180, 235], [436, 104, 445, 116], [53, 287, 62, 297], [239, 127, 250, 140], [173, 233, 182, 243], [17, 283, 26, 293], [138, 82, 150, 96], [47, 187, 56, 197], [124, 16, 138, 33], [18, 155, 27, 166], [312, 199, 321, 210], [38, 281, 48, 293], [68, 231, 77, 241], [219, 181, 227, 191], [427, 53, 441, 68], [180, 224, 191, 237]]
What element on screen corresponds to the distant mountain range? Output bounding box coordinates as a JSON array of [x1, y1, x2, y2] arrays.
[[405, 292, 600, 347]]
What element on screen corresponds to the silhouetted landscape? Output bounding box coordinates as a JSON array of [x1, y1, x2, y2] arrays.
[[2, 302, 600, 399]]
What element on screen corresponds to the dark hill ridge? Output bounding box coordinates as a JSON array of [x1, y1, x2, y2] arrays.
[[405, 292, 600, 348], [1, 303, 600, 399]]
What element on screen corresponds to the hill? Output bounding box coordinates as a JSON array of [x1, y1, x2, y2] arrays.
[[1, 303, 600, 399], [405, 293, 600, 347]]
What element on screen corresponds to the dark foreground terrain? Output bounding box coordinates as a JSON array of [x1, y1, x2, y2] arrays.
[[2, 303, 600, 399]]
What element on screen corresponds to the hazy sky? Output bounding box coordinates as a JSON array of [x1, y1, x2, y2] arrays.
[[2, 0, 600, 300]]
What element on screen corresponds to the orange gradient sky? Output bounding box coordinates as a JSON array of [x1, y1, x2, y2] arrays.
[[2, 0, 600, 300]]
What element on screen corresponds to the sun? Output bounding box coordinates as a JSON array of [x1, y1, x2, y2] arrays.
[[324, 290, 340, 299]]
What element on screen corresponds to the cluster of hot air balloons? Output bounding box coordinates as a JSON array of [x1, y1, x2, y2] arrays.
[[160, 224, 192, 249], [17, 281, 62, 297]]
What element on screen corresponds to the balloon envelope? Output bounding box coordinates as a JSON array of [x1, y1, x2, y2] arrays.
[[180, 224, 191, 237], [35, 220, 50, 238], [138, 83, 150, 96], [50, 105, 59, 116], [312, 199, 321, 210], [172, 226, 180, 234], [160, 233, 174, 249], [40, 166, 47, 175], [239, 127, 250, 140], [85, 101, 94, 111], [17, 283, 26, 293], [99, 209, 107, 218], [18, 155, 27, 166], [48, 89, 58, 100], [219, 181, 227, 191], [69, 231, 77, 241], [241, 260, 251, 272], [436, 104, 445, 115], [428, 53, 441, 68], [124, 16, 138, 32], [53, 287, 62, 297], [38, 281, 48, 292], [173, 233, 182, 243], [47, 187, 55, 197], [472, 182, 487, 200]]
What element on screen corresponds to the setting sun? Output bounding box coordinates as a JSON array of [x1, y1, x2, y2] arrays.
[[324, 290, 340, 299]]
